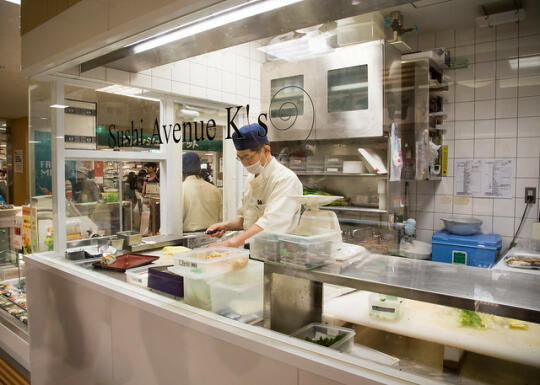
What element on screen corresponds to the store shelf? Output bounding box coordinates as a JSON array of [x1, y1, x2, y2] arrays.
[[264, 254, 540, 324], [293, 171, 387, 177]]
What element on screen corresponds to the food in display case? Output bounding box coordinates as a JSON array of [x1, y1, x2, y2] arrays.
[[505, 255, 540, 269], [0, 281, 28, 325]]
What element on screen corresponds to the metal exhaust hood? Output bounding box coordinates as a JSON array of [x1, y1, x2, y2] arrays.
[[80, 0, 409, 74]]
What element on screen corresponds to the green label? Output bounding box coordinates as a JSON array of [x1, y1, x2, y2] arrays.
[[452, 251, 467, 265]]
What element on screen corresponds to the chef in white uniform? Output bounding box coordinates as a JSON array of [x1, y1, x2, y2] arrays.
[[182, 152, 223, 232], [207, 123, 302, 247]]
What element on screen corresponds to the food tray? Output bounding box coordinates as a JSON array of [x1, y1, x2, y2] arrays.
[[291, 323, 355, 352], [504, 254, 540, 270], [93, 254, 158, 272], [172, 247, 249, 274]]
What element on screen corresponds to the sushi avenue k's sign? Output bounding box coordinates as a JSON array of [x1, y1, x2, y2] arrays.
[[107, 104, 267, 148]]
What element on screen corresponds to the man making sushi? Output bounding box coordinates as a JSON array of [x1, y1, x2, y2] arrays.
[[206, 123, 302, 247]]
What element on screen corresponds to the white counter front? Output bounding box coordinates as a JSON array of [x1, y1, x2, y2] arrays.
[[24, 253, 433, 385]]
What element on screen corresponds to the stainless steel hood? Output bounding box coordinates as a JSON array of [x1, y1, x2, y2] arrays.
[[81, 0, 409, 74]]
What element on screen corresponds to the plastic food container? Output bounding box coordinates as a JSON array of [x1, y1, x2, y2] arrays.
[[173, 247, 249, 274], [251, 233, 280, 262], [125, 265, 151, 287], [148, 265, 184, 297], [278, 232, 340, 269], [167, 266, 225, 311], [289, 156, 307, 171], [324, 156, 344, 172], [210, 260, 263, 323], [441, 217, 482, 235], [291, 323, 355, 352], [368, 293, 403, 321]]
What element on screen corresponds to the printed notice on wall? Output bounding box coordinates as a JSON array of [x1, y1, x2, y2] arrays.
[[14, 149, 24, 174], [455, 159, 514, 198]]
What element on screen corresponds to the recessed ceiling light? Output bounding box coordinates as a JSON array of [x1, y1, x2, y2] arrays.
[[4, 0, 21, 5], [50, 104, 69, 109], [412, 0, 451, 8]]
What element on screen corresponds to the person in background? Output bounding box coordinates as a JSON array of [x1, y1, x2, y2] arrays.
[[182, 152, 222, 232], [206, 123, 302, 247], [72, 167, 101, 203], [142, 162, 159, 196]]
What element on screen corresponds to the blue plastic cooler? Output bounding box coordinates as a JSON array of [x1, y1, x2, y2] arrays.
[[431, 231, 502, 268]]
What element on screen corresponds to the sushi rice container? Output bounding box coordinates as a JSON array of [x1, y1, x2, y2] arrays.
[[172, 247, 249, 274]]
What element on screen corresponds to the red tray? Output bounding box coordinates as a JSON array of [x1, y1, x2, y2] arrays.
[[93, 254, 159, 272]]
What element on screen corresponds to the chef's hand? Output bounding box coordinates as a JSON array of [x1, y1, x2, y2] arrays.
[[205, 238, 238, 248], [205, 222, 227, 238]]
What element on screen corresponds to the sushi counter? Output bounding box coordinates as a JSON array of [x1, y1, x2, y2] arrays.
[[20, 235, 540, 385]]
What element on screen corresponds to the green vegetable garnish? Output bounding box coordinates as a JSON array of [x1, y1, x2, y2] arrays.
[[304, 333, 345, 347], [459, 310, 485, 328]]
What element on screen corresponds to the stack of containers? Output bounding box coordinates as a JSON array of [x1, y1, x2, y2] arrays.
[[166, 247, 263, 322]]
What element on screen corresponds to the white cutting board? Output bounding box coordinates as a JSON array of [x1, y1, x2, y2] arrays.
[[324, 291, 540, 368]]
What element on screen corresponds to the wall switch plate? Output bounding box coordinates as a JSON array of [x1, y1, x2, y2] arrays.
[[525, 187, 536, 204]]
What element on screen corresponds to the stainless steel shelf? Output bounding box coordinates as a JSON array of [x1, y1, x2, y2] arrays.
[[321, 206, 387, 214], [293, 171, 387, 177], [264, 254, 540, 324]]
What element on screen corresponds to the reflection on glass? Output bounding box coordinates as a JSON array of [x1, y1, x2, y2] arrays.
[[270, 75, 304, 118], [328, 65, 368, 112], [65, 161, 162, 240]]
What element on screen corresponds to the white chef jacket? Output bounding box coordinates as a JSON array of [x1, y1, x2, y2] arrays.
[[183, 176, 223, 231], [237, 157, 303, 233]]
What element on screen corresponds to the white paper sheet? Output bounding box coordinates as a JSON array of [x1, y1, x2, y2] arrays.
[[454, 159, 514, 198]]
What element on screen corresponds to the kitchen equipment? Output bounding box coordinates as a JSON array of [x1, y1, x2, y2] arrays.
[[169, 267, 225, 311], [291, 323, 355, 353], [369, 293, 402, 321], [399, 239, 432, 260], [262, 40, 401, 141], [148, 265, 184, 297], [342, 160, 364, 174], [431, 231, 501, 268], [324, 156, 344, 172], [306, 156, 325, 172], [109, 236, 125, 250], [92, 254, 158, 272], [117, 231, 143, 246], [288, 156, 306, 171], [209, 260, 263, 323], [172, 247, 249, 274], [441, 217, 482, 235]]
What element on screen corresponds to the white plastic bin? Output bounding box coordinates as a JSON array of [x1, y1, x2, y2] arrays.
[[278, 231, 340, 269], [251, 233, 280, 262], [291, 323, 355, 352], [168, 265, 225, 311], [210, 260, 263, 323], [125, 265, 151, 287], [172, 247, 249, 274]]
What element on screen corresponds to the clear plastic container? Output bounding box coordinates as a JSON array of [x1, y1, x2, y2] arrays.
[[291, 323, 355, 352], [168, 266, 225, 311], [251, 233, 281, 262], [210, 260, 263, 323], [172, 247, 249, 274], [125, 265, 151, 287], [368, 293, 403, 321], [278, 232, 340, 269]]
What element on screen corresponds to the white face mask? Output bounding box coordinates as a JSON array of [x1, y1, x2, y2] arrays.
[[245, 161, 262, 175]]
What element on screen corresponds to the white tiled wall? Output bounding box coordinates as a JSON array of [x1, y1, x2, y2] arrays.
[[79, 42, 265, 115], [408, 22, 540, 250]]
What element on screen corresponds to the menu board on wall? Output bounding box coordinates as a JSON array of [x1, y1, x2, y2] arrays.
[[455, 159, 514, 198], [14, 149, 23, 173]]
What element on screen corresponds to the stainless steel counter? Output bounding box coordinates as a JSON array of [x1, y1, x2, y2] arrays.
[[263, 254, 540, 326]]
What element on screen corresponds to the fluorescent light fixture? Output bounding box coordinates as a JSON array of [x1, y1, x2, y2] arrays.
[[509, 56, 540, 70], [4, 0, 21, 5], [28, 141, 41, 144], [50, 104, 69, 109], [178, 108, 200, 118], [258, 30, 333, 62], [330, 82, 368, 92], [132, 0, 303, 54], [97, 84, 160, 101]]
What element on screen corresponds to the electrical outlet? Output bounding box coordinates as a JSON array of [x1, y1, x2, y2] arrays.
[[525, 187, 536, 204]]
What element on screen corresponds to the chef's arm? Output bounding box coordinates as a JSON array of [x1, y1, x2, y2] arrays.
[[222, 217, 244, 231], [224, 224, 263, 247]]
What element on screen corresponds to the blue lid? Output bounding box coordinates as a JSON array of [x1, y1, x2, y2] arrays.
[[432, 231, 502, 248]]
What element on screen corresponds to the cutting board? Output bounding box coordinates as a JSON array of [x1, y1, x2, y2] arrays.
[[324, 291, 540, 368]]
